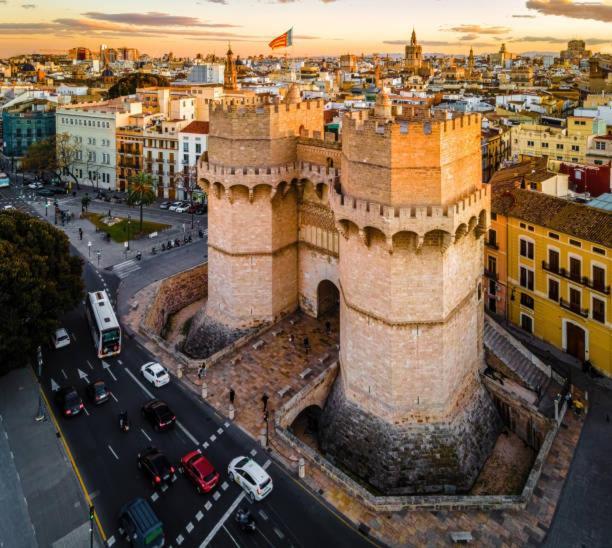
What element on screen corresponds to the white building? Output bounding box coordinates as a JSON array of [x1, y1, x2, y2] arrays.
[[57, 84, 88, 97], [187, 63, 225, 84], [177, 121, 209, 199], [56, 98, 142, 190]]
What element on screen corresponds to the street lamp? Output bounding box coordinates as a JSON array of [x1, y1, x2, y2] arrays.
[[88, 241, 92, 258], [127, 214, 131, 251], [96, 250, 101, 267]]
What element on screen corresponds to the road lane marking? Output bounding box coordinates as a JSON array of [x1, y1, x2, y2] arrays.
[[110, 392, 118, 403], [161, 484, 168, 493], [222, 525, 240, 548], [140, 428, 152, 442], [83, 406, 90, 416], [108, 445, 119, 460], [213, 491, 220, 501], [107, 535, 115, 547], [204, 501, 212, 511], [151, 492, 159, 502], [61, 369, 68, 379], [176, 534, 184, 545], [196, 511, 203, 522], [210, 434, 216, 442], [250, 449, 257, 457], [177, 421, 199, 446], [263, 459, 271, 469], [71, 333, 77, 342], [51, 378, 60, 392], [186, 522, 194, 533], [258, 510, 268, 521], [221, 481, 228, 491], [77, 368, 90, 384], [103, 361, 117, 381], [217, 428, 223, 435], [274, 527, 285, 539], [117, 359, 123, 365], [86, 360, 93, 371], [199, 491, 245, 547], [203, 442, 209, 449], [224, 421, 230, 428]]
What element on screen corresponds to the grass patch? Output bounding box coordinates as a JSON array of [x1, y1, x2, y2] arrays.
[[83, 212, 169, 243]]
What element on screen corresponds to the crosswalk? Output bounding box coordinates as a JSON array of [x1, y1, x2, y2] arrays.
[[112, 259, 141, 279]]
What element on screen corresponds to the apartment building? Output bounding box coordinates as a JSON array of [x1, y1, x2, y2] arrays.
[[177, 121, 208, 199], [56, 98, 142, 190]]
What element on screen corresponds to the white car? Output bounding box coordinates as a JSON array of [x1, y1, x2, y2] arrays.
[[140, 362, 170, 387], [228, 456, 273, 502], [28, 182, 43, 189], [52, 328, 71, 349], [2, 205, 15, 210], [174, 203, 190, 213], [168, 201, 184, 211]]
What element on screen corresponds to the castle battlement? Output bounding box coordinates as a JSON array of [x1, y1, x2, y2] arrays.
[[330, 184, 489, 246], [210, 98, 325, 118], [198, 160, 300, 190]]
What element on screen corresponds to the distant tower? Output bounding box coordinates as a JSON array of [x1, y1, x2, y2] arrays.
[[374, 57, 382, 89], [319, 110, 501, 494], [404, 28, 423, 74], [468, 47, 475, 76], [223, 44, 237, 90]]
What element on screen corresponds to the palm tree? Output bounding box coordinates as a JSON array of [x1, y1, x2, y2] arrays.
[[127, 172, 156, 232]]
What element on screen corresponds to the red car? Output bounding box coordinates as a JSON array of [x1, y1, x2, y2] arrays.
[[179, 450, 220, 494]]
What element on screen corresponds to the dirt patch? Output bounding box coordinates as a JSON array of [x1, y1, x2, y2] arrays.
[[163, 298, 206, 349], [470, 429, 535, 495]]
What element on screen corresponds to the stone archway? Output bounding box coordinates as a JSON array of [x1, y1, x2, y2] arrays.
[[289, 405, 323, 450], [317, 279, 339, 319]]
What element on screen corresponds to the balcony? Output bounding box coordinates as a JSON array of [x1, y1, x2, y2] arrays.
[[485, 240, 499, 250], [484, 269, 499, 280], [542, 261, 610, 295], [559, 298, 589, 318]]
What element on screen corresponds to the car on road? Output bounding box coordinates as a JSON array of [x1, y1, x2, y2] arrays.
[[140, 362, 170, 388], [168, 201, 184, 211], [85, 380, 111, 405], [37, 188, 55, 197], [159, 200, 171, 209], [137, 446, 176, 488], [228, 456, 273, 502], [28, 181, 43, 189], [174, 202, 190, 213], [2, 205, 15, 210], [55, 386, 84, 417], [118, 498, 164, 548], [179, 449, 220, 494], [52, 328, 71, 349], [142, 399, 176, 431]]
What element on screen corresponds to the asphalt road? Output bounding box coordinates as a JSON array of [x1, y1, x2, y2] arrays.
[[36, 260, 375, 548]]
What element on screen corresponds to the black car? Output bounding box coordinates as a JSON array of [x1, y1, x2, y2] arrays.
[[194, 204, 207, 215], [55, 386, 84, 417], [142, 399, 176, 431], [85, 380, 111, 405], [37, 188, 55, 197], [50, 186, 67, 195], [137, 446, 176, 488]]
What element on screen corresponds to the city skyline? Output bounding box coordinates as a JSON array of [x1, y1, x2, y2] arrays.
[[0, 0, 610, 58]]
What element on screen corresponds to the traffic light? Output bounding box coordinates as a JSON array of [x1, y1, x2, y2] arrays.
[[89, 505, 95, 520]]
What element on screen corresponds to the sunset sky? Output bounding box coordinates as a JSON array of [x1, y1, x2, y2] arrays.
[[0, 0, 610, 58]]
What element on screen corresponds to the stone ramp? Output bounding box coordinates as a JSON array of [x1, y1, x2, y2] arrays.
[[484, 316, 550, 391]]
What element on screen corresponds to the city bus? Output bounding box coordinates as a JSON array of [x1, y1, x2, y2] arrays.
[[0, 173, 10, 188], [85, 290, 121, 358]]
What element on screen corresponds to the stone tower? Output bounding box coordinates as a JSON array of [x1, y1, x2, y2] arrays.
[[199, 92, 324, 332], [404, 28, 423, 74], [468, 47, 475, 76], [319, 110, 500, 494]]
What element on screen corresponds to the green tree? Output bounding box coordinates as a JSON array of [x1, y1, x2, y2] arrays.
[[107, 73, 170, 99], [127, 172, 156, 232], [0, 210, 83, 374], [21, 138, 57, 181], [81, 194, 91, 212]]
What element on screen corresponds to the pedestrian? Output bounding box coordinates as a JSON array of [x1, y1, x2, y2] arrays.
[[229, 388, 235, 404], [303, 336, 310, 355], [261, 393, 269, 412], [78, 227, 83, 240], [108, 208, 112, 219], [325, 320, 331, 335], [198, 365, 205, 380], [263, 409, 269, 423]]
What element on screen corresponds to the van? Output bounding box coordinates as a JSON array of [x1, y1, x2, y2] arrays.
[[118, 498, 164, 548]]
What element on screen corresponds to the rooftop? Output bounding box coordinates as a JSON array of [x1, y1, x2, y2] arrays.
[[180, 121, 209, 135]]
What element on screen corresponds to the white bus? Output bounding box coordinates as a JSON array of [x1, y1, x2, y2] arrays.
[[85, 290, 121, 358]]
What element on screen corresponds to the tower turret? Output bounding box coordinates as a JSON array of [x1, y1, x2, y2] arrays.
[[223, 43, 237, 90]]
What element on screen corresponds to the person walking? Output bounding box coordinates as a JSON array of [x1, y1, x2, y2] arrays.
[[78, 227, 83, 240], [303, 336, 310, 355], [229, 388, 235, 404], [261, 393, 269, 413], [325, 320, 331, 336]]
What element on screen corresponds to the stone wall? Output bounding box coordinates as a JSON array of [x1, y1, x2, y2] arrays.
[[143, 263, 208, 337]]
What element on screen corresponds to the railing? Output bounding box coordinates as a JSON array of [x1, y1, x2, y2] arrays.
[[484, 269, 499, 280], [559, 298, 589, 318], [486, 240, 499, 250], [542, 261, 610, 295]]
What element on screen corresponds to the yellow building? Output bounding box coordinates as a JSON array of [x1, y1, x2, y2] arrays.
[[511, 116, 607, 165], [493, 188, 611, 375]]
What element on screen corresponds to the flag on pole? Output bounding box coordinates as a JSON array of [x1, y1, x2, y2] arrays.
[[269, 28, 293, 50]]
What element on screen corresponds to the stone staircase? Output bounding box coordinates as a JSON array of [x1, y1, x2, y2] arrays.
[[484, 317, 551, 391]]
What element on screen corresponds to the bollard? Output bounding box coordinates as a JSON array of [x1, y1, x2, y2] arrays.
[[201, 382, 207, 399], [229, 403, 235, 420], [259, 426, 267, 448], [298, 458, 305, 479], [177, 366, 183, 379]]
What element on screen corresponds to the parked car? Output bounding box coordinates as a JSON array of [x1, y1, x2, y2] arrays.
[[228, 457, 273, 502], [168, 201, 184, 211], [142, 399, 176, 431], [118, 498, 164, 548], [50, 186, 67, 195], [186, 204, 199, 214], [52, 328, 70, 349], [37, 188, 55, 197], [159, 200, 171, 210], [28, 181, 43, 189], [194, 204, 207, 215], [179, 449, 220, 494], [55, 386, 84, 417], [140, 362, 170, 388], [174, 202, 190, 213], [86, 380, 111, 405], [2, 205, 15, 210], [137, 446, 176, 488]]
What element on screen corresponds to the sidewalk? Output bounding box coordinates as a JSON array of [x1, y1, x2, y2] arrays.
[[0, 368, 101, 547]]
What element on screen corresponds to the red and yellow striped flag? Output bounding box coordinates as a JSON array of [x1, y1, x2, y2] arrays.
[[269, 28, 293, 50]]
